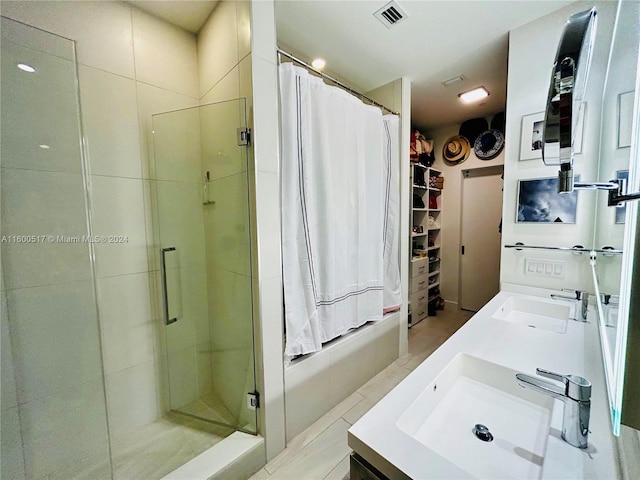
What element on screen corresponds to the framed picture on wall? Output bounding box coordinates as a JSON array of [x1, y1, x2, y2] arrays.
[[615, 170, 629, 224], [519, 112, 545, 160], [516, 176, 579, 223]]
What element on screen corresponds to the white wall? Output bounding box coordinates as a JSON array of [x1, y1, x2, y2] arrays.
[[500, 1, 618, 292], [249, 0, 287, 461], [426, 119, 505, 306]]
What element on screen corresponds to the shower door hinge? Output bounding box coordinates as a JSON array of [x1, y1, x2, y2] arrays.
[[247, 391, 259, 410], [237, 127, 251, 146]]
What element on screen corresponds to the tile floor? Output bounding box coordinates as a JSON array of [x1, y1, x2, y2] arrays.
[[250, 307, 474, 480]]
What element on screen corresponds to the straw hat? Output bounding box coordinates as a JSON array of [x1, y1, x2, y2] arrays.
[[442, 135, 470, 165]]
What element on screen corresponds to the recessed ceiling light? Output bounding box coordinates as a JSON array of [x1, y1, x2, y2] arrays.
[[39, 144, 51, 149], [17, 63, 36, 73], [459, 87, 489, 103], [311, 58, 326, 70]]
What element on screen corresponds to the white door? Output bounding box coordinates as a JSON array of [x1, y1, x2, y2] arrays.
[[460, 167, 504, 312]]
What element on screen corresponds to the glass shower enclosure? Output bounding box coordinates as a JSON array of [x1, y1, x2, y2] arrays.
[[150, 99, 258, 435], [1, 16, 257, 480]]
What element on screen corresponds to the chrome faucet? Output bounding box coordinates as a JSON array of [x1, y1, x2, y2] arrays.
[[516, 368, 591, 449], [550, 289, 589, 321]]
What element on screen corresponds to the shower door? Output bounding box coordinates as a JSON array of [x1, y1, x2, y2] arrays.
[[151, 99, 257, 434]]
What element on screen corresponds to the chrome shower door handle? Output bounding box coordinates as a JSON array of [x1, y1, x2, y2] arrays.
[[160, 247, 178, 325]]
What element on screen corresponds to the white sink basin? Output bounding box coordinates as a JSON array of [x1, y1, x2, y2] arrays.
[[492, 296, 571, 333], [396, 354, 554, 479]]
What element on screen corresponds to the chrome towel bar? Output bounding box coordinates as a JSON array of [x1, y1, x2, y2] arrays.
[[504, 243, 623, 255]]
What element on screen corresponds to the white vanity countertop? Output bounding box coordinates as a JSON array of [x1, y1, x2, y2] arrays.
[[348, 285, 619, 479]]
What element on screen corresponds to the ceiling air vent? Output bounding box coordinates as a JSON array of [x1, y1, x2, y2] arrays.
[[374, 1, 408, 29]]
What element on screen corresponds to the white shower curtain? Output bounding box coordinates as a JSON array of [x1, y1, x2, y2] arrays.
[[280, 63, 400, 356], [382, 115, 402, 313]]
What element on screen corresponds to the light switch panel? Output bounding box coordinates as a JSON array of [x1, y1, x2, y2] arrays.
[[525, 258, 566, 279]]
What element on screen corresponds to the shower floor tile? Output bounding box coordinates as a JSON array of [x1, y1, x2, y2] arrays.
[[177, 391, 237, 427], [111, 413, 233, 480]]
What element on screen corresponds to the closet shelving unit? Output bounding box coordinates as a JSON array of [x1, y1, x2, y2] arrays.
[[409, 164, 442, 327]]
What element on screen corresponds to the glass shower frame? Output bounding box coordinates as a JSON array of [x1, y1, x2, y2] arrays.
[[149, 98, 258, 435]]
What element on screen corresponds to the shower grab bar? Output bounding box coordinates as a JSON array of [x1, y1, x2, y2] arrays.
[[505, 243, 623, 255], [160, 247, 178, 325]]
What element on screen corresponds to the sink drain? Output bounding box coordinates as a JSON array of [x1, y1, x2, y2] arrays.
[[473, 424, 494, 442]]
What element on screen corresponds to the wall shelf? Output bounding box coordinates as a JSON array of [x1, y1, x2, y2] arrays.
[[410, 163, 443, 326]]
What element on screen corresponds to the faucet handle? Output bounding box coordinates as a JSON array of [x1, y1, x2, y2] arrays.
[[561, 288, 588, 300], [536, 368, 592, 401]]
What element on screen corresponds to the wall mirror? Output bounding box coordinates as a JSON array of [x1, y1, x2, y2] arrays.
[[542, 8, 597, 193], [591, 0, 640, 435]]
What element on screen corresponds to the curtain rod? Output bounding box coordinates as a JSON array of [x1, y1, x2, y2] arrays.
[[276, 48, 399, 116]]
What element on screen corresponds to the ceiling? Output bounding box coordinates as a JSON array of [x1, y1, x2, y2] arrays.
[[127, 1, 218, 33], [129, 0, 575, 132], [275, 0, 575, 132]]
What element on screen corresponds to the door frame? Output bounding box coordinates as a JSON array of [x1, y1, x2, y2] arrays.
[[457, 165, 504, 312]]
